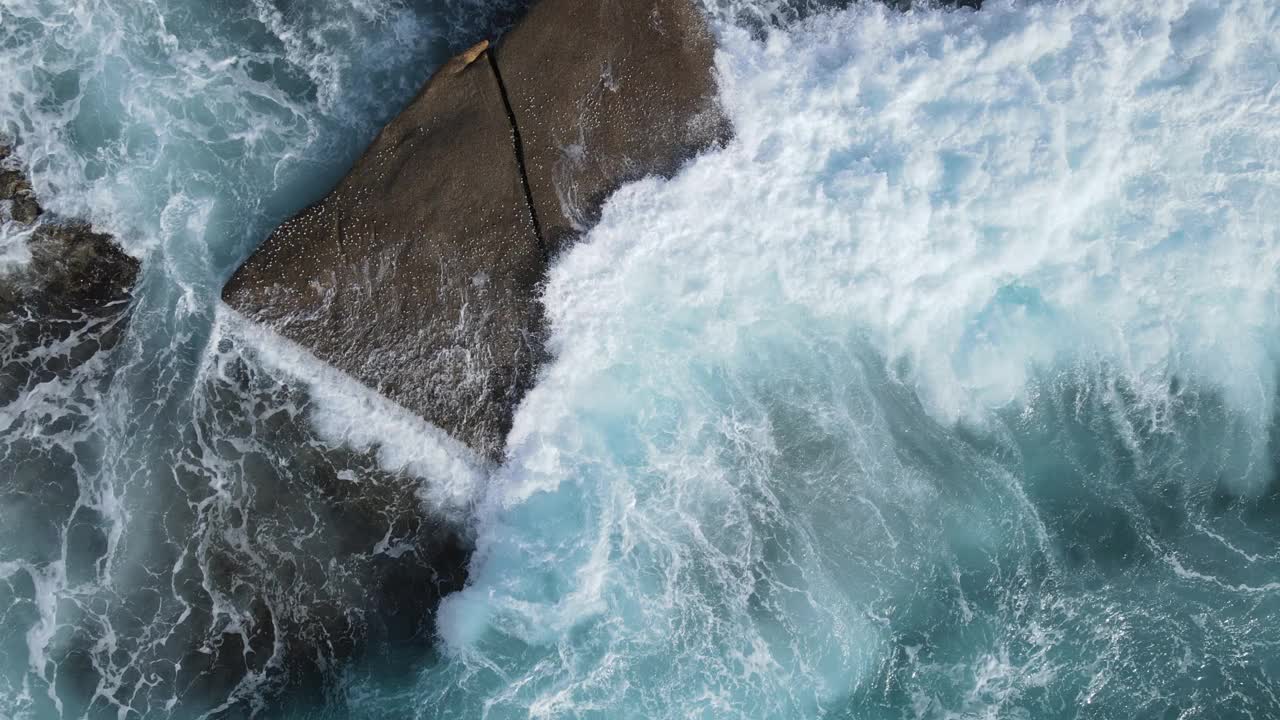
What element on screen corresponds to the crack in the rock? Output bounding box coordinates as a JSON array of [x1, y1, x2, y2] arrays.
[[487, 50, 548, 261]]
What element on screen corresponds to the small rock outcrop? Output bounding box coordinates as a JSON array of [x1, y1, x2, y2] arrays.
[[0, 144, 141, 404], [222, 0, 727, 459]]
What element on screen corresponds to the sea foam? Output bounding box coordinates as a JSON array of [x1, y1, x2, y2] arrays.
[[3, 0, 1280, 717], [215, 307, 487, 516], [429, 0, 1280, 716]]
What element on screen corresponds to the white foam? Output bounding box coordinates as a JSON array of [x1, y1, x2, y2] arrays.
[[214, 306, 487, 517], [548, 0, 1280, 427]]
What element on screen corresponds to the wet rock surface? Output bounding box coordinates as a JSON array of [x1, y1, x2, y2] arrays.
[[0, 145, 469, 717], [496, 0, 729, 254], [224, 41, 546, 461], [1, 339, 471, 719], [0, 144, 41, 225], [223, 0, 728, 459], [0, 144, 141, 405]]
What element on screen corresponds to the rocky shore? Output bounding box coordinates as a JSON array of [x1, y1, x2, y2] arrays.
[[4, 1, 728, 711], [2, 0, 1003, 715], [223, 0, 729, 461], [0, 144, 469, 717], [0, 143, 140, 404]]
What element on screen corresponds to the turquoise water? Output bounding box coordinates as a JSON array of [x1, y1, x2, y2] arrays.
[[4, 0, 1280, 718]]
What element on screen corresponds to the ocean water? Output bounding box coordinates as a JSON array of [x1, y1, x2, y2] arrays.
[[3, 0, 1280, 718]]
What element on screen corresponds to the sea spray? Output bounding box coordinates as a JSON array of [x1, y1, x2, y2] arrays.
[[2, 0, 1280, 717], [0, 0, 520, 716]]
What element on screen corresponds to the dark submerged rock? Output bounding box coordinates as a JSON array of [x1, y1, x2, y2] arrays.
[[223, 0, 728, 459], [0, 222, 137, 318], [147, 360, 470, 717]]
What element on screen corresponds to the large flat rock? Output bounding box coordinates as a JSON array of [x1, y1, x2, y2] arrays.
[[496, 0, 729, 254], [222, 43, 546, 460], [223, 0, 727, 459]]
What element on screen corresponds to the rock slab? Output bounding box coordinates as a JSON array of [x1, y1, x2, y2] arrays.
[[223, 42, 547, 460], [222, 0, 728, 459]]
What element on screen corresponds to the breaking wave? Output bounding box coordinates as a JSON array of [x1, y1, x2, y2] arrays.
[[3, 0, 1280, 717], [426, 1, 1280, 717]]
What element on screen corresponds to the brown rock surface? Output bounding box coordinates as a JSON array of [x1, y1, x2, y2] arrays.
[[222, 41, 546, 460], [222, 0, 728, 459], [495, 0, 729, 254]]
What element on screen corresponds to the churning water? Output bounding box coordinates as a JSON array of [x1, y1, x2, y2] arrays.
[[3, 0, 1280, 718]]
